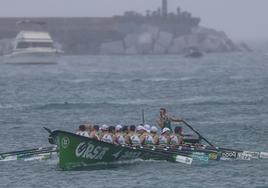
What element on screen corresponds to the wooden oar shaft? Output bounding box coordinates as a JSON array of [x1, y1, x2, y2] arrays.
[[181, 120, 216, 149], [123, 144, 192, 164], [142, 109, 145, 125], [139, 145, 193, 164], [0, 146, 56, 157]]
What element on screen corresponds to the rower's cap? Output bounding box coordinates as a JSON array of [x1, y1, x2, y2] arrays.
[[144, 124, 151, 132], [101, 124, 108, 131], [115, 124, 122, 131], [150, 126, 158, 133], [79, 125, 86, 131], [137, 125, 146, 131], [161, 127, 171, 134]]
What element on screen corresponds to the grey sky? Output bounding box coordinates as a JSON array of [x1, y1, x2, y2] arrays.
[[0, 0, 267, 40]]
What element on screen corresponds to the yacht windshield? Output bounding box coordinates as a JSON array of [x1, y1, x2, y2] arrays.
[[32, 42, 53, 48], [17, 42, 30, 49], [16, 42, 53, 49]]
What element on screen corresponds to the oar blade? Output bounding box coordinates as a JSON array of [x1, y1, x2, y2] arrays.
[[0, 155, 17, 162], [237, 153, 252, 161], [260, 152, 268, 159], [181, 120, 216, 149], [175, 155, 193, 165]]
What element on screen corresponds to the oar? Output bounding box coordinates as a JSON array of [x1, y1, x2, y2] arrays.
[[0, 146, 56, 156], [137, 145, 193, 165], [181, 120, 217, 149], [142, 109, 145, 125], [0, 146, 57, 159], [161, 144, 268, 161], [0, 150, 57, 162], [145, 144, 212, 162]]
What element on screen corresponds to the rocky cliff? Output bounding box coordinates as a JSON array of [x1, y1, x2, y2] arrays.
[[0, 15, 250, 55]]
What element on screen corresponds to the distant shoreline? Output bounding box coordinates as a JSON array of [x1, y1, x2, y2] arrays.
[[0, 15, 250, 55]]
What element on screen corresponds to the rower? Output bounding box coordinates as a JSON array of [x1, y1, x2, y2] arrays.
[[109, 126, 116, 135], [141, 124, 154, 145], [125, 125, 135, 145], [89, 125, 100, 140], [94, 125, 101, 138], [122, 125, 129, 135], [76, 125, 90, 137], [156, 108, 183, 132], [115, 125, 126, 145], [129, 125, 143, 145], [99, 124, 108, 139], [159, 127, 171, 145], [137, 125, 148, 145], [144, 124, 151, 133], [100, 124, 114, 143], [150, 126, 159, 145], [170, 126, 183, 146], [84, 122, 92, 135]]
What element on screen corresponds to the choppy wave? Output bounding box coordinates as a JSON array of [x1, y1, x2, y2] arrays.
[[180, 96, 266, 106], [61, 76, 196, 84], [0, 104, 16, 109], [2, 97, 264, 111], [0, 103, 33, 110]]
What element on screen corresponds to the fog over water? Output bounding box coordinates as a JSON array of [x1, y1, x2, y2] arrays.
[[0, 0, 267, 40]]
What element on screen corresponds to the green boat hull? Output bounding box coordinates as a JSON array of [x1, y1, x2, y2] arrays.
[[50, 130, 176, 170], [46, 128, 267, 169], [49, 130, 240, 170]]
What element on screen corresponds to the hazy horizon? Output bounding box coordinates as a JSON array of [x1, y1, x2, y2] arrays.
[[0, 0, 267, 40]]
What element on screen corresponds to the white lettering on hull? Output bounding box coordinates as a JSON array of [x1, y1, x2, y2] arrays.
[[75, 142, 109, 160]]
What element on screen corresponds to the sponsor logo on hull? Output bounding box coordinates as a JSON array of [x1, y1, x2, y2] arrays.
[[221, 151, 237, 159], [75, 142, 109, 160], [112, 149, 141, 160], [61, 137, 70, 149], [192, 152, 209, 162]]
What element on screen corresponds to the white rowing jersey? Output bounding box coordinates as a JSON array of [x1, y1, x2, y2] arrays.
[[170, 135, 180, 145], [159, 135, 169, 145], [144, 134, 154, 145], [116, 134, 125, 145], [76, 131, 89, 137], [101, 134, 113, 143], [130, 134, 140, 145]]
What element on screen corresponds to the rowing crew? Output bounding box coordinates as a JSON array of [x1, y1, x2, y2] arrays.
[[76, 123, 184, 146]]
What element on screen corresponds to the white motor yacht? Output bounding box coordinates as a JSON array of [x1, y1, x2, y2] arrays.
[[4, 31, 62, 64]]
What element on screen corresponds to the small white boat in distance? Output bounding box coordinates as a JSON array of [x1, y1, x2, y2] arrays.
[[4, 31, 62, 64]]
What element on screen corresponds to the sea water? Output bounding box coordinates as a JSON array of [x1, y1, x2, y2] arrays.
[[0, 53, 267, 188]]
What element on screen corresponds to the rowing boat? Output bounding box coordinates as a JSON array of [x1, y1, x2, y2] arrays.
[[1, 119, 267, 169], [48, 129, 194, 170], [45, 127, 268, 170]]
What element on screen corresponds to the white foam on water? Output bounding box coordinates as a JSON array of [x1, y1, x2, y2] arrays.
[[0, 155, 17, 161]]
